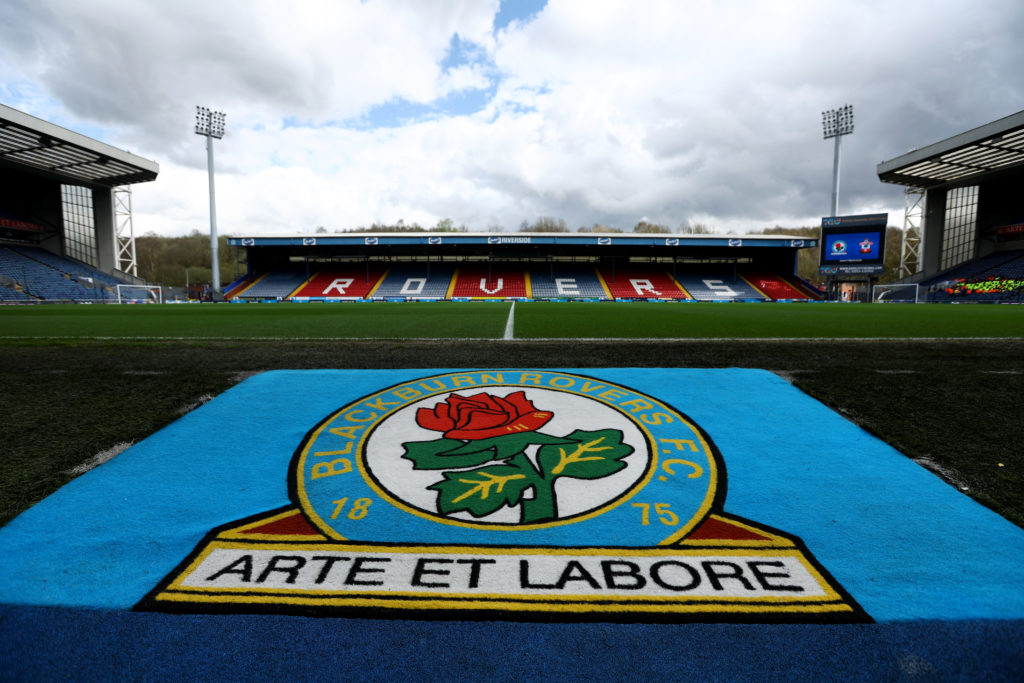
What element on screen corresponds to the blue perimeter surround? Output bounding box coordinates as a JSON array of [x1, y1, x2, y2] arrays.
[[1, 369, 1022, 678], [2, 606, 1022, 681], [229, 233, 815, 248]]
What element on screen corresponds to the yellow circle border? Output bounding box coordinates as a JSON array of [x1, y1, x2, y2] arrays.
[[295, 371, 719, 544]]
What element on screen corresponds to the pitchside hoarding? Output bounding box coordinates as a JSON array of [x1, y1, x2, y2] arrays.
[[818, 213, 887, 276]]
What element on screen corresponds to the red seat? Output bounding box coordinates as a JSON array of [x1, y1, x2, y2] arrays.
[[292, 267, 387, 298], [450, 266, 527, 298], [742, 273, 811, 300], [597, 268, 690, 299]]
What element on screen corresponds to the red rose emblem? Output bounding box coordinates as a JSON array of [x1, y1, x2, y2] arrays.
[[416, 391, 553, 440]]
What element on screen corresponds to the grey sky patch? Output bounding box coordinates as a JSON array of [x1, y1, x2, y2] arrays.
[[1, 0, 1021, 235]]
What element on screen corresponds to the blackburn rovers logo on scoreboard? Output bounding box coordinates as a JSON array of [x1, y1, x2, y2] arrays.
[[139, 371, 867, 621]]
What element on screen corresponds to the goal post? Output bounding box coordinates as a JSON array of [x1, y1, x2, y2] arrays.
[[116, 284, 163, 304], [872, 283, 919, 303]]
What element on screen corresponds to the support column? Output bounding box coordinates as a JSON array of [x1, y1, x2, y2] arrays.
[[899, 188, 925, 279], [921, 188, 946, 275], [92, 187, 116, 274]]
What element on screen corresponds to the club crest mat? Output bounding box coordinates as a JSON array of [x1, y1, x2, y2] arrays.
[[1, 369, 1022, 624]]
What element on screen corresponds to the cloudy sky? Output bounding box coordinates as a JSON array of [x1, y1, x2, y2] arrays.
[[1, 0, 1022, 235]]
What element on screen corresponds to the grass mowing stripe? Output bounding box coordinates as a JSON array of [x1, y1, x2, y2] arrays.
[[3, 336, 1020, 343], [0, 303, 510, 339], [514, 302, 1024, 338], [0, 301, 1021, 340]]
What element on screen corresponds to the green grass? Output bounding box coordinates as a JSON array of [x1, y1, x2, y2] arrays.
[[0, 302, 509, 339], [515, 302, 1024, 338], [1, 301, 1022, 340]]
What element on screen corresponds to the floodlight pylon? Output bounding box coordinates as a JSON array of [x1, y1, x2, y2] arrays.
[[195, 106, 226, 297], [822, 105, 854, 217]]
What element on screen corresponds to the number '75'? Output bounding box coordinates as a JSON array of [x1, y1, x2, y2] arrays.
[[631, 502, 680, 526]]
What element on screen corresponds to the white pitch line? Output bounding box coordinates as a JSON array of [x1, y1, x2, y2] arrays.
[[503, 301, 516, 340], [1, 335, 1022, 342], [65, 441, 133, 476]]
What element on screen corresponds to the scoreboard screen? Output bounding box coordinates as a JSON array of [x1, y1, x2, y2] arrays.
[[819, 213, 887, 276]]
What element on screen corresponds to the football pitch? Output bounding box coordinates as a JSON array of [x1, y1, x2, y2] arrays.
[[1, 301, 1022, 339]]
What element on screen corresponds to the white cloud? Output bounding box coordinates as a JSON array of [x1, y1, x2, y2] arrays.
[[2, 0, 1022, 236], [438, 64, 492, 97]]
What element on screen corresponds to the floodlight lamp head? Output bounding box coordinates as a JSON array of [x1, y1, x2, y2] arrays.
[[822, 104, 854, 139], [194, 105, 226, 139]]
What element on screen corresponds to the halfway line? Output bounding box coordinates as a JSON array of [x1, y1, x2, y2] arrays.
[[503, 301, 516, 340]]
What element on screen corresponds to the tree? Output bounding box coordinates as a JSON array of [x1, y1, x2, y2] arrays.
[[633, 221, 670, 233], [578, 224, 623, 233], [134, 231, 243, 287], [434, 218, 468, 232], [678, 222, 713, 234], [347, 222, 427, 233], [520, 217, 569, 232]]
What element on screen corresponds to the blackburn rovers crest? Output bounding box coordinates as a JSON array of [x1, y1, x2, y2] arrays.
[[139, 371, 867, 621]]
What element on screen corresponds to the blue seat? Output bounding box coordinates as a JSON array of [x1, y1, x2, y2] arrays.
[[237, 269, 309, 299], [674, 270, 768, 301], [528, 266, 608, 299], [0, 284, 33, 301], [12, 246, 124, 289], [371, 265, 454, 299], [0, 247, 124, 300]]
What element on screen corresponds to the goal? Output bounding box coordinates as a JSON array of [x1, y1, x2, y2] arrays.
[[116, 283, 163, 304], [871, 283, 919, 303]]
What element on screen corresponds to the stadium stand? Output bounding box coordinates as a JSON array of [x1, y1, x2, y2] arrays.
[[741, 272, 813, 301], [371, 264, 455, 300], [0, 246, 109, 301], [290, 266, 387, 299], [528, 265, 609, 299], [674, 270, 768, 301], [222, 274, 253, 299], [234, 268, 310, 300], [924, 249, 1024, 302], [0, 283, 34, 301], [792, 276, 825, 299], [12, 246, 123, 289], [449, 265, 528, 298], [941, 276, 1024, 301], [597, 267, 691, 299], [939, 250, 1024, 280]]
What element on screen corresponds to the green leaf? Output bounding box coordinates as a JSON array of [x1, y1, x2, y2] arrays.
[[401, 438, 495, 470], [440, 432, 574, 460], [429, 464, 535, 518], [536, 429, 633, 480]]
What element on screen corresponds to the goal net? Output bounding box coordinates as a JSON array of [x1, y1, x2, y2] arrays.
[[116, 284, 163, 304], [871, 283, 919, 303]]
